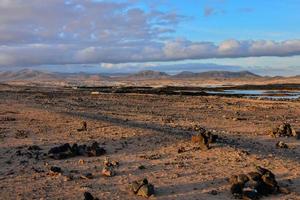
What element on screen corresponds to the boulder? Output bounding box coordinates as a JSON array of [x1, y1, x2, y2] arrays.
[[130, 178, 154, 198], [229, 167, 283, 199], [77, 121, 87, 132]]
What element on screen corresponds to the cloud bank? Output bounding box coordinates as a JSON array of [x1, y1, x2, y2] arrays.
[[0, 0, 300, 67]]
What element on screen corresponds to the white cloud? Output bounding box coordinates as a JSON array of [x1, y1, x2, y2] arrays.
[[0, 1, 300, 68]]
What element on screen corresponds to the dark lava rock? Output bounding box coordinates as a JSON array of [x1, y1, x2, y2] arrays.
[[48, 143, 71, 155], [242, 190, 260, 200], [28, 145, 42, 151], [247, 172, 261, 181], [0, 117, 16, 121], [230, 167, 283, 199], [231, 183, 243, 198], [177, 147, 185, 153], [83, 192, 99, 200], [50, 166, 62, 173], [210, 190, 218, 195], [87, 142, 106, 157], [138, 165, 146, 170], [81, 172, 93, 179], [48, 142, 106, 160]]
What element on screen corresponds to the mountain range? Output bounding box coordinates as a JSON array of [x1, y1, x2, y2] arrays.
[[0, 69, 261, 81], [0, 68, 291, 83]]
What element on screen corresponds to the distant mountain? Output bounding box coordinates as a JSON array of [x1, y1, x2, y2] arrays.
[[174, 71, 197, 78], [0, 69, 58, 81], [0, 69, 109, 82], [0, 69, 263, 83], [173, 70, 261, 79], [128, 70, 170, 79]]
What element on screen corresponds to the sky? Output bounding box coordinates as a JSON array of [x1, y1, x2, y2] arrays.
[[0, 0, 300, 76]]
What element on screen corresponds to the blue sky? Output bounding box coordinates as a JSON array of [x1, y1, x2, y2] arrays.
[[0, 0, 300, 75], [171, 0, 300, 41]]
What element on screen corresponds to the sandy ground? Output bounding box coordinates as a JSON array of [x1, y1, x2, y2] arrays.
[[0, 84, 299, 200]]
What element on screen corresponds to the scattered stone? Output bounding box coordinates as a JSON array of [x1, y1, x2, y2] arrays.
[[48, 142, 106, 160], [84, 192, 99, 200], [103, 157, 119, 167], [140, 154, 161, 160], [276, 141, 288, 149], [15, 130, 29, 138], [77, 121, 87, 132], [81, 173, 93, 179], [15, 147, 44, 160], [63, 174, 73, 181], [0, 117, 16, 121], [232, 117, 246, 121], [101, 166, 115, 177], [170, 173, 180, 179], [138, 165, 146, 170], [278, 186, 290, 194], [28, 145, 42, 151], [50, 166, 62, 173], [210, 190, 218, 195], [31, 166, 44, 173], [101, 157, 118, 177], [177, 146, 185, 153], [111, 160, 119, 167], [79, 159, 85, 165], [130, 178, 155, 198]]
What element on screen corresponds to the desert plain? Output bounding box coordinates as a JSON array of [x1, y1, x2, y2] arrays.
[[0, 82, 299, 200]]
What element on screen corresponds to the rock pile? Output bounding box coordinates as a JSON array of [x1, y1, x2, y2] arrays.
[[229, 166, 288, 199], [101, 157, 118, 177], [191, 126, 218, 150], [269, 123, 299, 138], [48, 142, 106, 159], [130, 178, 155, 198]]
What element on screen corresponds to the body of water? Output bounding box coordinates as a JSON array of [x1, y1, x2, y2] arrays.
[[207, 89, 300, 99]]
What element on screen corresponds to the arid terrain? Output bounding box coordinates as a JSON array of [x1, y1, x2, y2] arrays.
[[0, 83, 300, 200]]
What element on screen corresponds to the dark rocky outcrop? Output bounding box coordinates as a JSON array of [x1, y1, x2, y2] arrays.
[[229, 166, 289, 199], [48, 142, 106, 160]]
